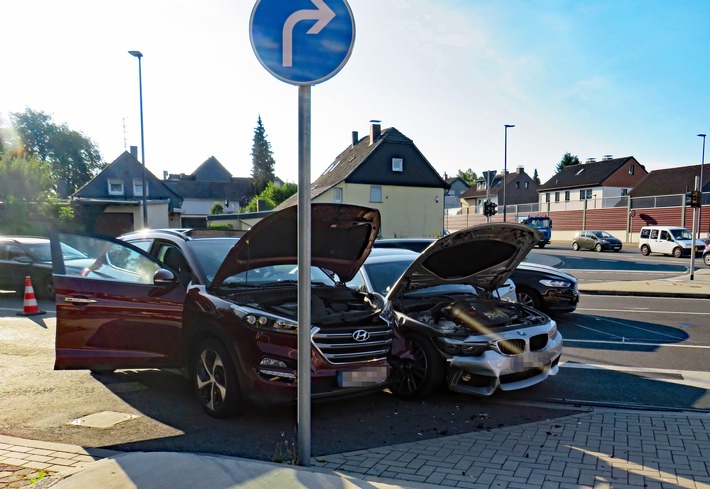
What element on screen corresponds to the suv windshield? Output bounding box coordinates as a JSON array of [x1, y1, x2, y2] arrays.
[[185, 238, 238, 283]]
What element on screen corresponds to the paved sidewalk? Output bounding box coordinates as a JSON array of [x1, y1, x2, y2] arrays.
[[2, 407, 709, 488]]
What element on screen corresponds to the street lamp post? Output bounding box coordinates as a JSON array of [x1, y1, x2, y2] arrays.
[[503, 124, 515, 222], [698, 134, 706, 240], [129, 50, 148, 228]]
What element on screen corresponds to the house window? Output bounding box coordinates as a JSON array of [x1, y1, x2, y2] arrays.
[[133, 178, 148, 196], [622, 188, 628, 196], [565, 191, 570, 201], [392, 158, 403, 172], [370, 186, 382, 202], [629, 165, 635, 175], [515, 181, 520, 189], [333, 187, 343, 203], [579, 189, 592, 200], [525, 182, 529, 189], [554, 192, 560, 202], [545, 193, 550, 203], [108, 178, 124, 196]]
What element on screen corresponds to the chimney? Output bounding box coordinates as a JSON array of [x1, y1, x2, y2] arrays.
[[603, 154, 614, 160], [130, 145, 138, 159], [163, 171, 169, 180], [517, 166, 524, 174], [369, 120, 381, 145], [586, 158, 596, 163], [352, 131, 359, 147]]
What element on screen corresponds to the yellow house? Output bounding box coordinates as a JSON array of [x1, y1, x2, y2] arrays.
[[277, 121, 448, 238]]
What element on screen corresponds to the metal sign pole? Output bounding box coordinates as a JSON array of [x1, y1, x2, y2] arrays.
[[690, 176, 699, 281], [297, 85, 312, 466]]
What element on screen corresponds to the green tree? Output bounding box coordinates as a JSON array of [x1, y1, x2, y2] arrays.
[[8, 108, 103, 196], [250, 115, 276, 194], [242, 181, 297, 212], [532, 169, 541, 185], [0, 153, 56, 234], [456, 168, 478, 186], [210, 202, 224, 214], [555, 152, 580, 173]]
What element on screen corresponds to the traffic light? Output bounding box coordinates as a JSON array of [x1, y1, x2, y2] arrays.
[[489, 202, 498, 216], [483, 201, 491, 216], [689, 190, 701, 208]]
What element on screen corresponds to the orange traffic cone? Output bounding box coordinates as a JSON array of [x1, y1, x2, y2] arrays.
[[17, 276, 46, 316]]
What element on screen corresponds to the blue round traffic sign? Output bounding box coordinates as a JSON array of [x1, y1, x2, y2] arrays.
[[250, 0, 355, 85]]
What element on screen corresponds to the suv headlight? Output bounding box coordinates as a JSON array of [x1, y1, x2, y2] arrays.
[[231, 305, 298, 334]]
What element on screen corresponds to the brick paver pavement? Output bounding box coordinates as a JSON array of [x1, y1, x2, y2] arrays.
[[313, 408, 710, 488]]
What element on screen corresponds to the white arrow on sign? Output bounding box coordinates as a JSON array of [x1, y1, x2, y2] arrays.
[[282, 0, 336, 67]]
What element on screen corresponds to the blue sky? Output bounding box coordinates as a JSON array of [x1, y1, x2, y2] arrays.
[[2, 0, 708, 187]]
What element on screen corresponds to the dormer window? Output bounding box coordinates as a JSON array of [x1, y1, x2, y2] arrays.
[[108, 178, 124, 196], [392, 158, 403, 172], [629, 165, 635, 175], [133, 178, 148, 197]]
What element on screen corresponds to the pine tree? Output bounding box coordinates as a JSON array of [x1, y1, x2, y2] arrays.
[[532, 169, 540, 185], [250, 115, 276, 194], [555, 152, 580, 173]]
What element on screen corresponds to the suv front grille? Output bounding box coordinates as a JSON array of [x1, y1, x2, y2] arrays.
[[312, 323, 393, 365]]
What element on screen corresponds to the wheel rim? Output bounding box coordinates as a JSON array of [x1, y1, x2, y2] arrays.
[[573, 243, 579, 251], [393, 340, 429, 395], [196, 348, 227, 412], [517, 292, 535, 307], [596, 244, 602, 252]]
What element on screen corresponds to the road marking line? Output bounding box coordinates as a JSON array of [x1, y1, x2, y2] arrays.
[[560, 362, 710, 389], [564, 338, 710, 348], [577, 307, 710, 315]]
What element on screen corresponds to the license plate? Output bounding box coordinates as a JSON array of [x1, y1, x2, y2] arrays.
[[338, 365, 389, 388]]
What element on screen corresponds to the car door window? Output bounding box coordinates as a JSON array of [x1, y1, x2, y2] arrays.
[[54, 233, 161, 284]]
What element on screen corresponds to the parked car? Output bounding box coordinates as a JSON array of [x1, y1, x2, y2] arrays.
[[373, 238, 579, 314], [0, 236, 89, 298], [50, 204, 400, 418], [366, 223, 562, 399], [572, 230, 622, 252], [703, 247, 710, 267], [638, 225, 706, 258], [513, 262, 579, 314]]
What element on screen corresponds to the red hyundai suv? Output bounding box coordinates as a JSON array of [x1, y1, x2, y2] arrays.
[[51, 204, 399, 418]]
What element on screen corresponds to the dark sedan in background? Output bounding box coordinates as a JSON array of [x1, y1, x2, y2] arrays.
[[0, 236, 89, 298], [572, 230, 622, 252]]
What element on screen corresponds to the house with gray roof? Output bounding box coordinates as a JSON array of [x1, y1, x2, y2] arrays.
[[277, 121, 449, 238], [630, 164, 708, 198], [71, 150, 183, 235], [459, 167, 538, 215], [538, 156, 647, 210], [163, 156, 254, 227]]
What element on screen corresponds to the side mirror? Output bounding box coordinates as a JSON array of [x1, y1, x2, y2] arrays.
[[153, 268, 178, 285]]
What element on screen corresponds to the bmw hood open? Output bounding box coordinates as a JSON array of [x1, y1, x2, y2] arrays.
[[211, 204, 381, 288], [387, 223, 540, 300]]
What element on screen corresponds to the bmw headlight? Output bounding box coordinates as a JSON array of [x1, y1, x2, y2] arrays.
[[548, 321, 558, 339], [539, 279, 571, 288], [231, 305, 298, 334]]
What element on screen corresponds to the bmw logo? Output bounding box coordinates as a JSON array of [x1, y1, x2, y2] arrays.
[[352, 329, 370, 342]]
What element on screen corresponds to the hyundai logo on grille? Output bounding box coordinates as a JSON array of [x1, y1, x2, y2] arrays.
[[352, 329, 370, 342]]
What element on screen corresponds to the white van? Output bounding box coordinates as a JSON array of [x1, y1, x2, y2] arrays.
[[638, 226, 706, 258]]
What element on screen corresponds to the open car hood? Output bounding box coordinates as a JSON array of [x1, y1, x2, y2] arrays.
[[387, 223, 540, 300], [211, 204, 381, 288]]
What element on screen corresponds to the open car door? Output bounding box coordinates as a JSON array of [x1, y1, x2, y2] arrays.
[[51, 231, 186, 371]]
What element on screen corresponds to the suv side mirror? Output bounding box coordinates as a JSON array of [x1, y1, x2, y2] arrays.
[[153, 268, 178, 285]]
